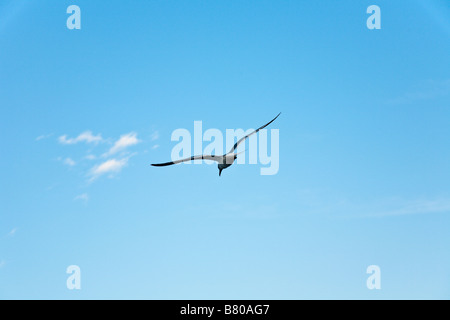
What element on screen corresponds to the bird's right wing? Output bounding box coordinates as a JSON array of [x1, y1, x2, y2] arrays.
[[228, 112, 281, 154], [151, 155, 219, 167]]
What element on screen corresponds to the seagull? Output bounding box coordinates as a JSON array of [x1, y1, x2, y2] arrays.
[[151, 113, 281, 176]]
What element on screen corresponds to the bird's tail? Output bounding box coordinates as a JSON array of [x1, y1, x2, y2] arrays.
[[219, 168, 223, 176]]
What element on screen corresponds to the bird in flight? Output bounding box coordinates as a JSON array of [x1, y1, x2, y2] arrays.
[[151, 113, 281, 176]]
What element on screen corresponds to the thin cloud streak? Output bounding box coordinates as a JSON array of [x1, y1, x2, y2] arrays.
[[88, 157, 129, 182], [103, 132, 140, 156], [63, 158, 76, 166], [36, 133, 53, 141], [59, 131, 103, 145], [74, 193, 89, 203], [367, 198, 450, 218], [151, 131, 159, 141], [388, 79, 450, 105], [7, 228, 18, 237]]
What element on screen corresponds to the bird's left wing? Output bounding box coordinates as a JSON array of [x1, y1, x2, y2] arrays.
[[151, 155, 219, 167]]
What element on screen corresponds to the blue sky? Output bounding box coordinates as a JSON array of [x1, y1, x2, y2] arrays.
[[0, 0, 449, 299]]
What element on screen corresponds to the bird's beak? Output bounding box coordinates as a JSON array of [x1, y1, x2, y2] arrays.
[[219, 169, 223, 176]]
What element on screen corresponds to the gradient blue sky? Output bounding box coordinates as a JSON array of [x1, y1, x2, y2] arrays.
[[1, 0, 449, 299]]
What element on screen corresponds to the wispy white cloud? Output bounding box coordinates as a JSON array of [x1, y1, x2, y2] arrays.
[[53, 130, 143, 183], [59, 131, 103, 145], [63, 157, 76, 166], [89, 158, 129, 181], [368, 198, 450, 218], [36, 133, 53, 141], [152, 144, 160, 150], [151, 131, 159, 141], [104, 132, 140, 156], [292, 189, 450, 220], [0, 260, 5, 268], [74, 193, 89, 203], [7, 228, 17, 237], [388, 79, 450, 105]]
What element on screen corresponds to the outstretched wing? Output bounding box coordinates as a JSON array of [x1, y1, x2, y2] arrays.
[[151, 155, 220, 167], [228, 112, 281, 154]]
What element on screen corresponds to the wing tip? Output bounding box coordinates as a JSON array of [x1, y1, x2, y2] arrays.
[[151, 163, 168, 167]]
